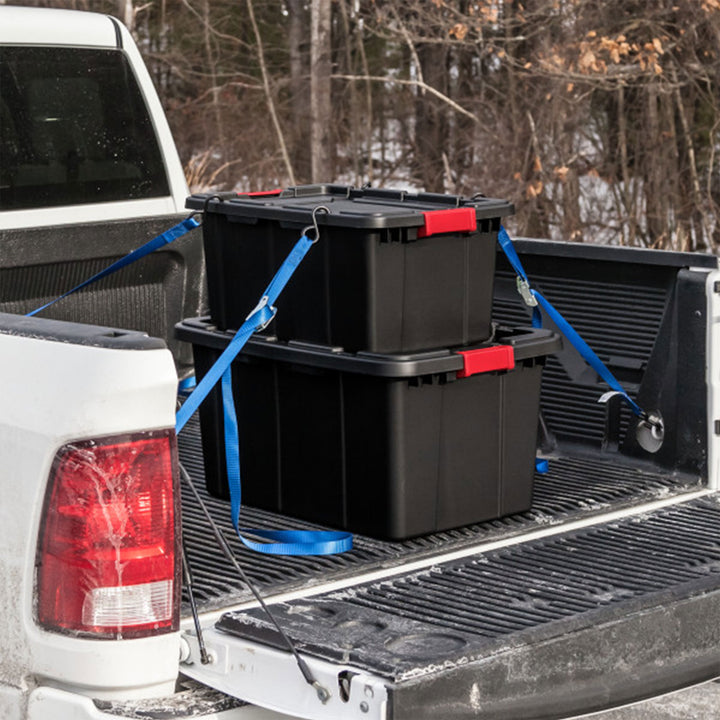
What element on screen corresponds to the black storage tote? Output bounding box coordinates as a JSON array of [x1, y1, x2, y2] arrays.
[[176, 318, 560, 540], [185, 185, 514, 353]]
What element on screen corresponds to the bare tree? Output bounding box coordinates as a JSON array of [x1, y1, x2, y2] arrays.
[[287, 0, 311, 183], [310, 0, 332, 182], [13, 0, 720, 250]]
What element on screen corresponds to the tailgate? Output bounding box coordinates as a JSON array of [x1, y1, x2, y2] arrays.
[[179, 493, 720, 719]]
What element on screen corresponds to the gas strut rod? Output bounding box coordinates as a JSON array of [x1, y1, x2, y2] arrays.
[[178, 462, 331, 704]]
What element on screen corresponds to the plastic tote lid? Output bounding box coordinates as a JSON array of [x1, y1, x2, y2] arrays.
[[175, 318, 561, 379], [186, 184, 515, 233]]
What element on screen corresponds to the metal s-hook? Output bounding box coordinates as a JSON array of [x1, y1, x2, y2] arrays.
[[202, 193, 223, 215], [191, 192, 232, 225], [302, 205, 330, 244]]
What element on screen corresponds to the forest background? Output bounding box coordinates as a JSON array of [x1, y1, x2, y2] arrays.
[[5, 0, 720, 250]]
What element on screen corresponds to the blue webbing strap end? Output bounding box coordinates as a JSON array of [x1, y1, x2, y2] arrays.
[[221, 365, 352, 556], [27, 215, 201, 317]]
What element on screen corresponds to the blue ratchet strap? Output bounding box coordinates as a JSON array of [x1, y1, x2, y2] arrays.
[[178, 375, 197, 393], [27, 216, 201, 317], [175, 232, 353, 556], [497, 226, 647, 421], [535, 458, 549, 474]]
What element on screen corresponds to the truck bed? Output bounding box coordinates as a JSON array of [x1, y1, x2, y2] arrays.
[[179, 416, 703, 613], [177, 241, 720, 718], [180, 239, 715, 613]]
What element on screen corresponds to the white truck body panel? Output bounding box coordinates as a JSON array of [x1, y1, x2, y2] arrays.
[[0, 7, 117, 47], [0, 335, 180, 699], [26, 686, 300, 720], [706, 269, 720, 492]]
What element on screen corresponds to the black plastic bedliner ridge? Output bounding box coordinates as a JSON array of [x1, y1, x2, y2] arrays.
[[505, 237, 718, 269]]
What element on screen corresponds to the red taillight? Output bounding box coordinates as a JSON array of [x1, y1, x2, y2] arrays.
[[37, 431, 180, 639]]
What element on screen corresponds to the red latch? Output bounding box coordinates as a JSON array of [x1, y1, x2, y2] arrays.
[[417, 208, 477, 238], [236, 189, 283, 197], [456, 345, 515, 378]]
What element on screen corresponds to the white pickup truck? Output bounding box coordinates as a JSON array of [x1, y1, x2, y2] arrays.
[[2, 7, 720, 720]]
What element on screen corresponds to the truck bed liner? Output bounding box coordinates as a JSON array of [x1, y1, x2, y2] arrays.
[[178, 415, 702, 612], [215, 495, 720, 719]]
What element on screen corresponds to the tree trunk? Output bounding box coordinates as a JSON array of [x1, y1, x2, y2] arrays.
[[616, 86, 637, 246], [643, 82, 668, 248], [117, 0, 133, 31], [338, 0, 361, 186], [450, 39, 475, 194], [310, 0, 332, 182], [288, 0, 311, 183], [201, 0, 226, 185], [414, 42, 449, 192]]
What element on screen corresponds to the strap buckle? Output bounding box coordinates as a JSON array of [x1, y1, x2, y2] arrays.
[[516, 276, 538, 307], [246, 295, 277, 330]]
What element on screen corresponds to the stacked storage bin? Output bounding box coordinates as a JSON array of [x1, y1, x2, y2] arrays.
[[178, 185, 560, 540]]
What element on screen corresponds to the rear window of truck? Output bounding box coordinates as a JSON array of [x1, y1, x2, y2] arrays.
[[0, 46, 170, 210]]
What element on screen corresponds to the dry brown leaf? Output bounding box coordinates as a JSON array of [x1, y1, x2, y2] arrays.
[[526, 180, 544, 198], [579, 49, 596, 71], [450, 23, 469, 41]]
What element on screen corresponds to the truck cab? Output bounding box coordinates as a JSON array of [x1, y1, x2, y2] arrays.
[[0, 6, 203, 372]]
